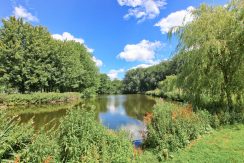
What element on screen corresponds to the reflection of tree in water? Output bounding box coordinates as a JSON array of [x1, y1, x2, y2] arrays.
[[18, 109, 67, 130], [82, 96, 109, 113], [122, 95, 156, 120]]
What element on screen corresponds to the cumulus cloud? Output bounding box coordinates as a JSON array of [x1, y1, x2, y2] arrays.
[[13, 5, 38, 22], [107, 69, 125, 80], [130, 60, 160, 69], [52, 32, 85, 44], [118, 0, 167, 23], [155, 6, 195, 34], [117, 40, 162, 62], [92, 56, 103, 67], [52, 32, 94, 53]]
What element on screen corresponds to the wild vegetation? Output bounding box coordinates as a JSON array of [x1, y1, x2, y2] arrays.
[[0, 107, 135, 162], [0, 0, 243, 162], [143, 102, 212, 160]]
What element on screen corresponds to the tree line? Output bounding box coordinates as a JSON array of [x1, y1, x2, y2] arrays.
[[0, 17, 100, 94], [122, 60, 178, 94]]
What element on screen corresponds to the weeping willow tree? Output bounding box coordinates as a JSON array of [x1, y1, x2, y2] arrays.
[[171, 0, 244, 111]]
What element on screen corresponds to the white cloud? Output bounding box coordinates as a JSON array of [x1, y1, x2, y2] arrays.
[[155, 6, 195, 34], [117, 40, 162, 62], [130, 60, 160, 69], [13, 5, 38, 22], [92, 56, 103, 67], [52, 32, 85, 44], [131, 64, 152, 69], [118, 0, 167, 23], [52, 32, 94, 53], [107, 69, 125, 80], [86, 47, 94, 53]]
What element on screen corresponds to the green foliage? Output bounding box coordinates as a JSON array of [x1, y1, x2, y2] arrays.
[[0, 105, 134, 162], [97, 74, 123, 95], [171, 2, 244, 112], [0, 92, 80, 106], [0, 110, 34, 162], [144, 102, 212, 155], [0, 17, 99, 94], [58, 106, 134, 162], [21, 131, 60, 163], [146, 75, 184, 101], [123, 61, 177, 93]]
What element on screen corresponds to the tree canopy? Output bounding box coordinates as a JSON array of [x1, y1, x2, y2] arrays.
[[0, 17, 99, 94], [122, 61, 177, 93], [171, 1, 244, 111]]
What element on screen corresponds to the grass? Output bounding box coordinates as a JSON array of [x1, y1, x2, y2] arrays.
[[137, 124, 244, 162], [165, 124, 244, 163]]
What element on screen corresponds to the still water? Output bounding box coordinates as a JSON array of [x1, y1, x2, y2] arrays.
[[10, 94, 157, 140]]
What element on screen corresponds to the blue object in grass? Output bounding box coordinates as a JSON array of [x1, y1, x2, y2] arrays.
[[133, 139, 143, 148]]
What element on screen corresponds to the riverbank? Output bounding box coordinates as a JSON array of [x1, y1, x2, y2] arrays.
[[0, 92, 81, 107], [138, 124, 244, 162]]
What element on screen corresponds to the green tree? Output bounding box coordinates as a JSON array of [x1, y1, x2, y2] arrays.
[[0, 17, 53, 93], [172, 1, 244, 111]]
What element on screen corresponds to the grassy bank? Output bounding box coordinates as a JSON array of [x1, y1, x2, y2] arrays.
[[166, 124, 244, 163], [0, 92, 81, 106], [137, 125, 244, 162], [139, 100, 244, 162]]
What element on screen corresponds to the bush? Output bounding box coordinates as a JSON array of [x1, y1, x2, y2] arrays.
[[80, 88, 97, 98], [21, 131, 60, 163], [58, 105, 134, 162], [143, 102, 212, 155]]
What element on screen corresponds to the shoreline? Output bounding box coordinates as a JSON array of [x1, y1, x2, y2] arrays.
[[0, 92, 81, 107]]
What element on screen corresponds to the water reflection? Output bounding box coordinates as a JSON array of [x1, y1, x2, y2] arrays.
[[10, 95, 156, 140], [98, 95, 153, 140]]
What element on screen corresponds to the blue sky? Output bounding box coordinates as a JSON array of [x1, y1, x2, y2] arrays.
[[0, 0, 228, 79]]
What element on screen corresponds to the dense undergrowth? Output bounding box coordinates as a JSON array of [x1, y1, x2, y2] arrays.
[[0, 92, 81, 106], [0, 106, 135, 162], [143, 102, 212, 160]]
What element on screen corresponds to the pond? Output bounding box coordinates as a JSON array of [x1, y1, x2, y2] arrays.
[[9, 94, 157, 141]]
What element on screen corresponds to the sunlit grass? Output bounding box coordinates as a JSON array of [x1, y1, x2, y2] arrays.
[[166, 124, 244, 163]]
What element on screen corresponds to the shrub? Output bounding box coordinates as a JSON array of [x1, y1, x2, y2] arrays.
[[58, 105, 134, 162], [80, 88, 97, 98], [21, 130, 60, 163], [143, 102, 212, 154]]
